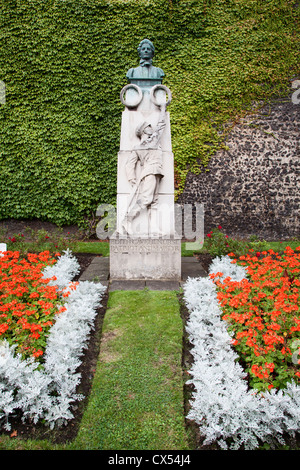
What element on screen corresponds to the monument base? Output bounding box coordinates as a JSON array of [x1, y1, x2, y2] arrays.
[[110, 234, 181, 280]]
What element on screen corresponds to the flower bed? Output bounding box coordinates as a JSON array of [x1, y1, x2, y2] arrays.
[[184, 248, 300, 450], [0, 249, 106, 431], [214, 248, 300, 392]]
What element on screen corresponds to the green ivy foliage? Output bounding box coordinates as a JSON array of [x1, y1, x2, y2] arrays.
[[0, 0, 299, 225]]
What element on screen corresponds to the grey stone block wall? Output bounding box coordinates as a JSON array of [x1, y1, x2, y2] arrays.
[[178, 91, 300, 240]]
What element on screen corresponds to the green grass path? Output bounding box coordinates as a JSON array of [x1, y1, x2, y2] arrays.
[[71, 290, 191, 450]]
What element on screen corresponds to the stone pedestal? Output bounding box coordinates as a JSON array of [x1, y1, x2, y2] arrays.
[[110, 235, 181, 280]]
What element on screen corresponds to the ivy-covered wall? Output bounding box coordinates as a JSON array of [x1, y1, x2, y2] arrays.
[[0, 0, 299, 226], [178, 91, 300, 240]]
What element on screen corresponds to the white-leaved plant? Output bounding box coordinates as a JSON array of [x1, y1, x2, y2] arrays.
[[184, 255, 300, 450], [0, 250, 106, 431]]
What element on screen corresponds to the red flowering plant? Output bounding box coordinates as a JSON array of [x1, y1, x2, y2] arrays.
[[0, 250, 70, 365], [210, 246, 300, 392]]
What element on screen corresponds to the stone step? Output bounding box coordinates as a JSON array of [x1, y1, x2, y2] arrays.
[[78, 256, 208, 290]]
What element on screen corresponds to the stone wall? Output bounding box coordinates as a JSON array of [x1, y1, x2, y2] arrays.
[[178, 88, 300, 240]]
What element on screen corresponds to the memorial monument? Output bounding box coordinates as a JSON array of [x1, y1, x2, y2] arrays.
[[0, 243, 6, 257], [110, 39, 181, 280]]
